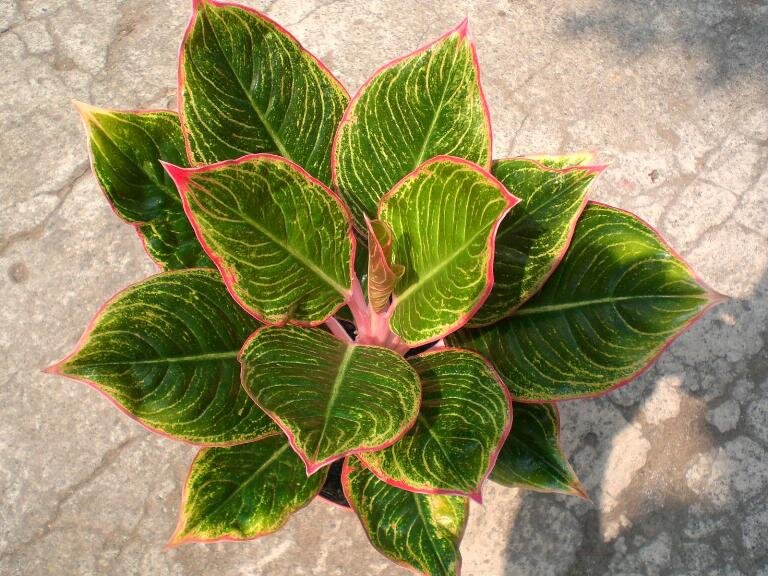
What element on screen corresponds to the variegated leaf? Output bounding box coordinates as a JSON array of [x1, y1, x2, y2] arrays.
[[45, 270, 276, 445], [470, 156, 604, 326], [240, 325, 421, 473], [179, 0, 348, 184], [491, 402, 585, 496], [170, 435, 326, 544], [366, 219, 404, 313], [379, 156, 518, 346], [75, 103, 211, 269], [448, 203, 724, 400], [358, 349, 511, 500], [165, 154, 354, 326], [343, 457, 468, 576], [333, 21, 491, 231]]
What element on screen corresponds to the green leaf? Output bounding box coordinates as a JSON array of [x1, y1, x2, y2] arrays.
[[179, 0, 348, 185], [379, 156, 517, 346], [448, 203, 723, 400], [333, 21, 491, 232], [470, 156, 604, 326], [75, 103, 211, 269], [240, 325, 421, 473], [491, 402, 585, 497], [526, 151, 595, 169], [366, 219, 404, 313], [358, 349, 511, 500], [165, 154, 354, 326], [343, 457, 468, 576], [170, 435, 326, 545], [46, 269, 277, 445]]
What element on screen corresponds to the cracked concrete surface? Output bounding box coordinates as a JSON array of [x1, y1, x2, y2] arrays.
[[1, 1, 766, 574]]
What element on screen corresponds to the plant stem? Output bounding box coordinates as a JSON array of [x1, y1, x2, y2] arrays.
[[348, 276, 370, 339], [326, 316, 352, 342]]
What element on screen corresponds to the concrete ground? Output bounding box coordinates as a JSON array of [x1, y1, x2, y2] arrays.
[[1, 0, 767, 574]]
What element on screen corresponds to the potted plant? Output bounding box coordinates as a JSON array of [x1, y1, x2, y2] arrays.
[[45, 1, 723, 574]]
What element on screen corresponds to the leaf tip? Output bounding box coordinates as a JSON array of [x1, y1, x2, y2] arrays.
[[71, 99, 100, 123], [42, 361, 63, 376], [570, 481, 591, 502], [455, 17, 470, 39], [191, 0, 208, 10]]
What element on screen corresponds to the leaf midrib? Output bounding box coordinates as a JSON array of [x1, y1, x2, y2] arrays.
[[394, 221, 494, 305], [513, 293, 708, 317], [202, 8, 291, 160], [67, 351, 238, 368], [312, 345, 355, 460]]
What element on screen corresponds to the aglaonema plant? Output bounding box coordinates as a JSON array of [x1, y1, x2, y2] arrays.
[[44, 1, 724, 574]]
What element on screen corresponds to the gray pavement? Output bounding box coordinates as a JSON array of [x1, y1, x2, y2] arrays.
[[1, 1, 767, 574]]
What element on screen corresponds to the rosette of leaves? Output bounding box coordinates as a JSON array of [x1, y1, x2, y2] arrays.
[[45, 1, 724, 574]]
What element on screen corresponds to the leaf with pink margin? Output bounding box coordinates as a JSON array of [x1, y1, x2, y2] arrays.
[[470, 155, 605, 326], [343, 457, 468, 576], [164, 154, 354, 326], [74, 102, 212, 270], [44, 269, 277, 445], [448, 202, 725, 400], [333, 20, 492, 233], [491, 402, 586, 497], [378, 156, 518, 346], [170, 434, 326, 545], [179, 0, 348, 185], [358, 348, 511, 501], [239, 325, 421, 474]]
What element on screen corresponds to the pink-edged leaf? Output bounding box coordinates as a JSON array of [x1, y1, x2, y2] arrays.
[[163, 154, 354, 326], [74, 102, 212, 270], [378, 156, 518, 346], [44, 269, 277, 445], [333, 20, 492, 232], [239, 325, 421, 474], [179, 0, 348, 185], [491, 402, 586, 497], [343, 456, 469, 576], [358, 348, 511, 501], [170, 434, 326, 545], [366, 218, 405, 313], [448, 202, 725, 400], [469, 155, 605, 326]]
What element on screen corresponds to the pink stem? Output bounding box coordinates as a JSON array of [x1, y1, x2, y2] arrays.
[[347, 277, 370, 339], [432, 339, 446, 349], [326, 317, 352, 343]]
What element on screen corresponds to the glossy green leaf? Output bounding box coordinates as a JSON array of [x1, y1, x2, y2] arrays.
[[527, 151, 595, 169], [470, 157, 604, 326], [46, 270, 277, 445], [491, 403, 585, 496], [75, 103, 211, 269], [179, 0, 348, 184], [343, 457, 468, 576], [165, 154, 353, 326], [170, 435, 326, 544], [240, 325, 421, 473], [379, 156, 517, 346], [333, 21, 491, 231], [366, 219, 404, 313], [358, 349, 511, 500], [448, 203, 723, 400]]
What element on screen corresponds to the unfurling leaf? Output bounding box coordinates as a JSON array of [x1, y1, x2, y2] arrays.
[[45, 270, 277, 445], [165, 154, 354, 326], [343, 457, 468, 576], [449, 203, 724, 400], [240, 325, 421, 474], [379, 156, 518, 346], [333, 21, 491, 231], [491, 402, 585, 497], [170, 435, 326, 545], [179, 0, 348, 184], [75, 103, 211, 269], [359, 349, 511, 500], [470, 156, 604, 326], [366, 218, 405, 313]]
